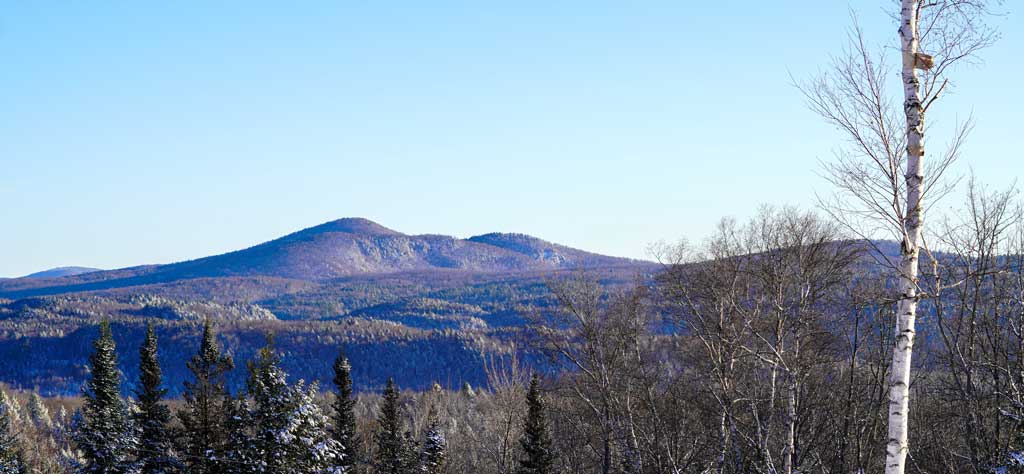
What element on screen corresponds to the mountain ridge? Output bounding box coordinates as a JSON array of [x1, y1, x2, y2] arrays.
[[0, 218, 650, 299]]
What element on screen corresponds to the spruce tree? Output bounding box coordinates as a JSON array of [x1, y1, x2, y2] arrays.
[[0, 389, 25, 474], [516, 375, 555, 474], [332, 348, 359, 474], [134, 325, 180, 474], [220, 394, 255, 474], [178, 320, 234, 474], [374, 378, 406, 474], [73, 320, 138, 474], [246, 337, 343, 474], [420, 406, 446, 474]]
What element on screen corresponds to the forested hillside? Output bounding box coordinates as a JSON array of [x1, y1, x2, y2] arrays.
[[0, 219, 652, 395]]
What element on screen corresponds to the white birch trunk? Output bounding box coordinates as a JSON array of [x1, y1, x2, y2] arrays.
[[783, 376, 796, 474], [885, 1, 925, 473]]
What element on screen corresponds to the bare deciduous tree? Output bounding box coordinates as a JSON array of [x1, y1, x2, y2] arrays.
[[800, 3, 999, 472]]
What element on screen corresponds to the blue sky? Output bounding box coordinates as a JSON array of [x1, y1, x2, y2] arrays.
[[1, 2, 1021, 277]]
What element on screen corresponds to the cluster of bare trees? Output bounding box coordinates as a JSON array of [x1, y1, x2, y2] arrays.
[[517, 196, 1020, 474]]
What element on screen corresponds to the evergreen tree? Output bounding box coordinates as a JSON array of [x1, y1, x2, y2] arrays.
[[246, 340, 292, 473], [0, 389, 25, 474], [73, 320, 138, 474], [288, 382, 347, 474], [134, 325, 180, 474], [374, 378, 407, 474], [246, 337, 343, 474], [516, 375, 555, 474], [178, 320, 234, 474], [332, 348, 359, 474], [220, 394, 255, 474], [420, 406, 446, 474]]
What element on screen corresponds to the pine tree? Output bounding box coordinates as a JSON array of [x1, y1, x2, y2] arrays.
[[178, 320, 234, 474], [332, 348, 359, 474], [0, 389, 25, 474], [374, 378, 407, 474], [420, 406, 446, 474], [246, 337, 343, 474], [73, 320, 139, 474], [134, 325, 180, 474], [516, 375, 555, 474]]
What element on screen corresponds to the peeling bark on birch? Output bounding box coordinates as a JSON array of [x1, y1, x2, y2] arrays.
[[884, 1, 925, 473]]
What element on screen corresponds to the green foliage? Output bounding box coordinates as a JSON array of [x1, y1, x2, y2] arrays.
[[178, 320, 234, 474], [73, 320, 137, 474], [134, 324, 180, 474], [374, 379, 409, 474], [245, 336, 344, 473], [332, 348, 359, 474], [420, 406, 447, 474], [516, 375, 555, 474]]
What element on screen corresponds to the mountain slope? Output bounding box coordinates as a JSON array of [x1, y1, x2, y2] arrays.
[[21, 266, 102, 279], [0, 218, 648, 299]]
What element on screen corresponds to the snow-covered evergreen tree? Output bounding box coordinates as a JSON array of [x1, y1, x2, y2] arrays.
[[178, 319, 234, 474], [220, 394, 256, 474], [0, 389, 25, 474], [134, 325, 181, 474], [285, 382, 346, 474], [73, 320, 139, 474], [374, 378, 407, 474], [332, 348, 359, 474], [516, 375, 555, 474], [420, 406, 446, 474], [247, 337, 344, 474]]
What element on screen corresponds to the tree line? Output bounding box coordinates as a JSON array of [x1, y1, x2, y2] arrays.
[[0, 318, 557, 474], [3, 198, 1024, 474]]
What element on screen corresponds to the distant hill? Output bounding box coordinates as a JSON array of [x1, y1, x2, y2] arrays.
[[0, 218, 646, 299], [0, 218, 653, 395], [20, 266, 102, 279]]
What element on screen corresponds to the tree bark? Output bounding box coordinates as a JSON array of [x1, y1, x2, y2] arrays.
[[885, 1, 925, 473], [784, 375, 797, 474]]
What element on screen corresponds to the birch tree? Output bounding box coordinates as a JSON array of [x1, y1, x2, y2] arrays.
[[801, 3, 999, 473]]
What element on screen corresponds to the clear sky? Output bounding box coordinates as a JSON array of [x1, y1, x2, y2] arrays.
[[1, 2, 1021, 277]]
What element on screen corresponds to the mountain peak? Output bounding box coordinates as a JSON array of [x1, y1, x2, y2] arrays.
[[21, 266, 102, 279], [298, 218, 404, 236]]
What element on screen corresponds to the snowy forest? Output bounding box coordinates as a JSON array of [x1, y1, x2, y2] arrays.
[[1, 0, 1018, 473], [4, 196, 1024, 474]]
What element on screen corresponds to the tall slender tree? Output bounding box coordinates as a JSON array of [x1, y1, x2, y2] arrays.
[[332, 348, 359, 473], [178, 320, 234, 474], [420, 406, 447, 474], [374, 378, 407, 474], [801, 3, 1000, 473], [134, 325, 180, 474], [516, 375, 554, 474], [73, 320, 138, 474]]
